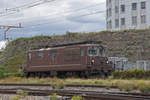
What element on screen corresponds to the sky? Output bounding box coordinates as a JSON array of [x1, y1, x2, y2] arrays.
[[0, 0, 106, 42]]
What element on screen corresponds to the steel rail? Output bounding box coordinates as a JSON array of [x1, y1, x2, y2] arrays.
[[0, 83, 118, 88], [0, 84, 150, 100], [0, 89, 149, 100]]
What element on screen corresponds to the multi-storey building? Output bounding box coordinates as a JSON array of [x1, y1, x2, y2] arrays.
[[106, 0, 150, 30]]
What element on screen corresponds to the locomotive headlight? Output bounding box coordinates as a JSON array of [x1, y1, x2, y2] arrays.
[[106, 61, 109, 64], [92, 59, 95, 63]]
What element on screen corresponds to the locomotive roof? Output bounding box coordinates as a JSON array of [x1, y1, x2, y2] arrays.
[[51, 40, 102, 47], [29, 41, 102, 52]]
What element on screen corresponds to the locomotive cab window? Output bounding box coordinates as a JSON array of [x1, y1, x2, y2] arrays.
[[99, 46, 107, 57], [88, 47, 98, 56], [51, 50, 57, 58], [99, 47, 104, 56], [38, 52, 44, 58]]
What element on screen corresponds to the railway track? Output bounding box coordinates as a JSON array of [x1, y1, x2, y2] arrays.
[[0, 84, 149, 100], [0, 83, 118, 88], [0, 89, 150, 100]]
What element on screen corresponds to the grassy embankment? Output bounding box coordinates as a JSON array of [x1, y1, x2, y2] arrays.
[[1, 29, 150, 76]]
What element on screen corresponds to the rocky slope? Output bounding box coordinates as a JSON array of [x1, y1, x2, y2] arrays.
[[1, 29, 150, 73]]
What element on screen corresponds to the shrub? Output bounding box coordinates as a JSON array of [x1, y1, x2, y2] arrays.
[[0, 66, 12, 79], [112, 69, 148, 79], [0, 67, 6, 79], [139, 84, 150, 93], [15, 71, 25, 77]]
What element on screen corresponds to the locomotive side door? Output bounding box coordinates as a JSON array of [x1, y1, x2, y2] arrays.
[[51, 50, 57, 65], [80, 48, 85, 65]]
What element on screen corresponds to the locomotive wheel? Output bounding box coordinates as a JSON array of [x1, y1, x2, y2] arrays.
[[72, 72, 79, 78], [30, 72, 35, 77], [79, 72, 84, 78], [84, 71, 90, 78], [41, 73, 47, 78], [37, 72, 42, 78], [57, 72, 66, 78]]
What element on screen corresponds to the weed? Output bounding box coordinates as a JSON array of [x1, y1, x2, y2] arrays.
[[138, 83, 150, 93], [11, 90, 28, 100], [11, 95, 21, 100], [139, 86, 150, 93], [71, 96, 83, 100], [49, 93, 59, 100], [94, 80, 103, 84], [51, 78, 65, 89], [118, 82, 134, 92]]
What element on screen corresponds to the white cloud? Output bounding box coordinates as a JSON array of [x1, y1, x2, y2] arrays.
[[0, 41, 7, 50], [0, 0, 106, 40]]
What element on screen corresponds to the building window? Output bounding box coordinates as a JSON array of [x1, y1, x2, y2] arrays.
[[132, 3, 137, 10], [108, 8, 112, 17], [115, 6, 119, 13], [38, 52, 44, 58], [106, 0, 108, 6], [107, 0, 111, 6], [109, 0, 111, 3], [141, 2, 146, 9], [107, 20, 112, 29], [141, 15, 146, 24], [132, 16, 137, 26], [109, 20, 112, 29], [115, 19, 119, 28], [121, 18, 125, 26], [107, 21, 112, 30], [107, 22, 108, 29], [121, 5, 125, 13], [107, 9, 109, 18]]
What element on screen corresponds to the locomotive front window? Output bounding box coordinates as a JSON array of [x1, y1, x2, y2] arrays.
[[88, 47, 98, 56], [99, 46, 107, 57], [99, 47, 104, 56]]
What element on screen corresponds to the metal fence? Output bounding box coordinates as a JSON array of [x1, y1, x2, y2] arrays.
[[108, 57, 150, 71]]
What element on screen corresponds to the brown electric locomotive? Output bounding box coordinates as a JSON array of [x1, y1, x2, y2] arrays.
[[24, 41, 112, 78]]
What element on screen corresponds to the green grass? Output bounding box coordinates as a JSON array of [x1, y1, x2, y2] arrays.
[[0, 77, 150, 88], [71, 96, 83, 100], [1, 77, 150, 93]]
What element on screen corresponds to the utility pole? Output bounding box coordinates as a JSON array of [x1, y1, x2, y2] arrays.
[[0, 23, 23, 40]]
